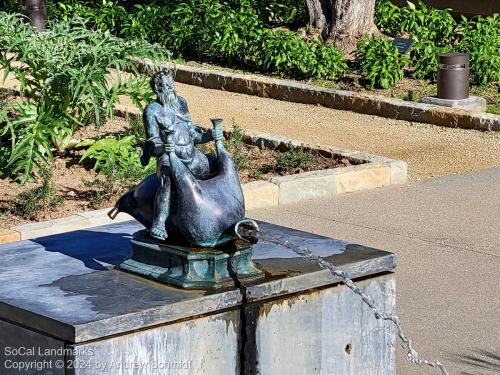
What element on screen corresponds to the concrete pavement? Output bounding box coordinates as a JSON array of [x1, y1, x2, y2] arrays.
[[248, 167, 500, 375]]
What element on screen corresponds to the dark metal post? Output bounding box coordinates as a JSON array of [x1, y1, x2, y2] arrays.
[[437, 53, 469, 100], [21, 0, 47, 31]]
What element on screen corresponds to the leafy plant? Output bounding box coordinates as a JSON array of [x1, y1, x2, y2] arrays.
[[81, 134, 155, 208], [169, 0, 264, 65], [356, 36, 408, 89], [0, 13, 167, 181], [0, 101, 70, 180], [458, 14, 500, 85], [249, 0, 307, 26], [256, 29, 347, 79], [410, 40, 453, 80], [399, 1, 457, 45], [53, 0, 128, 33], [12, 165, 64, 220], [80, 135, 153, 179], [375, 0, 402, 36], [376, 1, 456, 45]]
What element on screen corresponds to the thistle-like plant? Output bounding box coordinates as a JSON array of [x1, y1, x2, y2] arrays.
[[0, 12, 167, 182]]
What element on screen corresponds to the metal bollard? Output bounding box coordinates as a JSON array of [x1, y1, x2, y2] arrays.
[[437, 53, 470, 100]]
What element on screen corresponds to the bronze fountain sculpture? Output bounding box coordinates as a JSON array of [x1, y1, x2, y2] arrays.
[[108, 70, 263, 288]]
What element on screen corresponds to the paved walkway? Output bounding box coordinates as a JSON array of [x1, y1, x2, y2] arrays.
[[248, 167, 500, 375], [176, 83, 500, 181]]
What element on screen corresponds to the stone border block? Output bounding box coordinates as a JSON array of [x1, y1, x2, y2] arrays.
[[270, 169, 339, 205], [336, 164, 391, 194], [0, 229, 21, 244], [422, 96, 487, 113], [12, 211, 133, 240], [243, 181, 279, 210], [253, 133, 305, 151], [14, 215, 92, 240], [77, 208, 133, 227], [345, 151, 408, 185]]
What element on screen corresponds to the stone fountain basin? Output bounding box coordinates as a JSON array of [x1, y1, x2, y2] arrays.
[[0, 220, 396, 374]]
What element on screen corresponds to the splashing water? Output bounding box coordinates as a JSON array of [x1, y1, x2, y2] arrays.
[[258, 231, 449, 375]]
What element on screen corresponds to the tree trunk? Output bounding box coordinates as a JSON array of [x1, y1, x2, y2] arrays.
[[21, 0, 47, 31], [306, 0, 379, 54]]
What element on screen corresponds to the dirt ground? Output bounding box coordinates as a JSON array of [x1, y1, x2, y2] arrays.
[[0, 112, 348, 228]]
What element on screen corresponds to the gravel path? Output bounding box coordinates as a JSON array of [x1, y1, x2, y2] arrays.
[[2, 73, 499, 181], [175, 83, 500, 181]]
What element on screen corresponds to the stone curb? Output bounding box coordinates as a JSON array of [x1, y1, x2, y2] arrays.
[[0, 229, 21, 244], [137, 61, 500, 131], [247, 133, 403, 205], [0, 132, 407, 244]]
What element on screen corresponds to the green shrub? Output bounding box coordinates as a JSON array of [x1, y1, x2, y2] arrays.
[[169, 0, 264, 64], [376, 1, 456, 45], [12, 165, 64, 220], [375, 0, 402, 36], [0, 13, 166, 182], [256, 29, 312, 76], [356, 36, 408, 89], [400, 1, 456, 45], [80, 135, 154, 180], [308, 39, 348, 79], [45, 0, 344, 81], [410, 41, 453, 80], [458, 14, 500, 85], [256, 29, 347, 79], [120, 3, 172, 44], [80, 132, 155, 208], [274, 146, 318, 172], [248, 0, 307, 25], [52, 0, 127, 33], [80, 134, 154, 208]]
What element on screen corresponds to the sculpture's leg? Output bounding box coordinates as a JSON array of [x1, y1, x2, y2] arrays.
[[150, 171, 171, 241]]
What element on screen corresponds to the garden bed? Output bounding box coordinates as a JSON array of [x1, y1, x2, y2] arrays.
[[0, 112, 354, 229], [0, 130, 406, 243], [0, 106, 409, 243]]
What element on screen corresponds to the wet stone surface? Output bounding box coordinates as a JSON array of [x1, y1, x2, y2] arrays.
[[0, 220, 395, 343]]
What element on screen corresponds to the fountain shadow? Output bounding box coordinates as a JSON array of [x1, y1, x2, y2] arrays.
[[30, 220, 142, 271]]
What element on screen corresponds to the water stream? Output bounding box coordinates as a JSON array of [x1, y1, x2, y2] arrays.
[[257, 231, 450, 375]]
